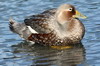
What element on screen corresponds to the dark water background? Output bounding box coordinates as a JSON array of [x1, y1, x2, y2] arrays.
[[0, 0, 100, 66]]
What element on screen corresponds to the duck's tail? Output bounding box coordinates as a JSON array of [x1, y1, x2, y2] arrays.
[[9, 18, 32, 40]]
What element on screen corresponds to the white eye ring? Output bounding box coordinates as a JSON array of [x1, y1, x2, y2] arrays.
[[68, 8, 73, 11]]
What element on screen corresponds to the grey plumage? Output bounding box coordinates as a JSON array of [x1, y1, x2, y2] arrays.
[[9, 18, 32, 40], [9, 4, 86, 46]]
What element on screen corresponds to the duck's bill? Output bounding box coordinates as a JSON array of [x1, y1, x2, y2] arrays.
[[73, 10, 87, 19]]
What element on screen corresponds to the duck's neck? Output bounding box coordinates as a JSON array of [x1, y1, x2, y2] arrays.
[[56, 11, 72, 25], [50, 10, 85, 40], [55, 18, 85, 41]]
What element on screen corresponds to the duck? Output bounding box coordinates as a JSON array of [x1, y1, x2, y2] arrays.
[[9, 4, 87, 46]]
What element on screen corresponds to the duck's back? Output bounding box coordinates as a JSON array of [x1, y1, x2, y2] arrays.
[[24, 8, 56, 33]]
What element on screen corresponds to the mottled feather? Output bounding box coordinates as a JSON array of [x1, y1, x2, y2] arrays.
[[24, 8, 56, 33]]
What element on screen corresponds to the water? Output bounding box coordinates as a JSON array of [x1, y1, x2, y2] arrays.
[[0, 0, 100, 66]]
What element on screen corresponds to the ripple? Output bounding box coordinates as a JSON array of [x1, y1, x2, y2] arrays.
[[0, 0, 100, 66], [11, 42, 85, 66]]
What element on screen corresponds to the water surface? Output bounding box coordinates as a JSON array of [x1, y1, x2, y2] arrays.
[[0, 0, 100, 66]]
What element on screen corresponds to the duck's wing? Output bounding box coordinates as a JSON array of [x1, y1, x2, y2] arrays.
[[24, 8, 56, 33]]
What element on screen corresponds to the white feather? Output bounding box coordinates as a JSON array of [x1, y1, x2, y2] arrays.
[[27, 26, 38, 33]]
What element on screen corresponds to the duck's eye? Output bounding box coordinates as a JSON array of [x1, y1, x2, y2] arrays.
[[68, 8, 73, 11]]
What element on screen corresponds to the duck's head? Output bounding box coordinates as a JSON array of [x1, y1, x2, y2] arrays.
[[56, 4, 87, 24]]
